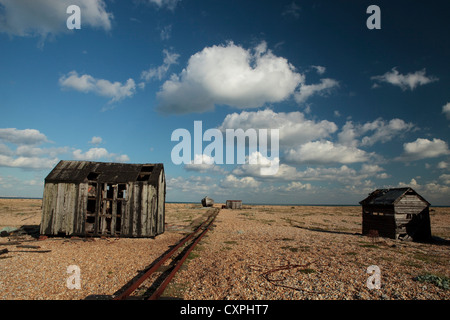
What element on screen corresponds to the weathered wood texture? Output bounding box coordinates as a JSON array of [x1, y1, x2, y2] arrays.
[[360, 188, 431, 241], [40, 161, 165, 238], [226, 200, 242, 209], [362, 214, 396, 239]]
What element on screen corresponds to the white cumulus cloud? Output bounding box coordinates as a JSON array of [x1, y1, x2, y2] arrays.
[[0, 128, 48, 145], [72, 147, 129, 162], [59, 71, 137, 103], [220, 174, 260, 189], [371, 67, 438, 91], [141, 49, 180, 82], [399, 138, 450, 161], [218, 109, 337, 147], [0, 128, 60, 169], [338, 118, 414, 147], [442, 102, 450, 120], [285, 140, 370, 164], [0, 0, 112, 39], [294, 78, 339, 104], [89, 136, 103, 145], [184, 154, 225, 173], [0, 154, 58, 169], [156, 41, 304, 114], [156, 42, 339, 113], [285, 181, 312, 191]]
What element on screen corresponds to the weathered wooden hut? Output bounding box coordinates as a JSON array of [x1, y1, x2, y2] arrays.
[[40, 160, 165, 238], [359, 187, 431, 241], [225, 200, 242, 209]]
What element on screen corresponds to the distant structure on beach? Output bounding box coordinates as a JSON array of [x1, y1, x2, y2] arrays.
[[40, 160, 165, 238], [201, 196, 214, 207], [225, 200, 242, 209], [359, 187, 431, 241]]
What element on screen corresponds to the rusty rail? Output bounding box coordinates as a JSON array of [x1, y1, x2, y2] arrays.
[[113, 210, 218, 300]]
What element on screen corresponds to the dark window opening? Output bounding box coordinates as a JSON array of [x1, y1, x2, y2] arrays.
[[87, 172, 100, 181], [141, 165, 154, 173], [137, 174, 150, 181], [87, 199, 96, 214], [116, 202, 123, 233], [137, 165, 154, 181], [106, 184, 114, 199], [118, 184, 127, 198], [86, 185, 97, 235]]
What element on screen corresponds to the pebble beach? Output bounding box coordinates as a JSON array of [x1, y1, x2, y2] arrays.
[[0, 199, 449, 300]]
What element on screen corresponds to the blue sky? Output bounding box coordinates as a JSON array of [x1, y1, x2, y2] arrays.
[[0, 0, 449, 205]]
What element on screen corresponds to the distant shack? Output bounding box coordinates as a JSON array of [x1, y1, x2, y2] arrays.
[[359, 187, 431, 241], [40, 160, 165, 238], [225, 200, 242, 209], [201, 196, 214, 207]]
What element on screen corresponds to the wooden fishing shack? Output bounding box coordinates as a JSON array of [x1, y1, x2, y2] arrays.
[[359, 187, 431, 241], [40, 160, 165, 238], [225, 200, 242, 209]]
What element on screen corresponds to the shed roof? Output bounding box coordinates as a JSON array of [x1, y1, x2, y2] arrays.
[[45, 160, 164, 184], [359, 187, 430, 206]]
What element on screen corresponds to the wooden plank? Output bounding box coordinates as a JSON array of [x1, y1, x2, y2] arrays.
[[140, 183, 148, 237], [159, 171, 165, 234], [153, 170, 166, 235], [52, 183, 76, 235], [122, 183, 132, 236], [111, 184, 117, 236], [132, 183, 140, 237], [40, 183, 58, 235], [100, 183, 108, 235], [120, 183, 129, 236], [395, 207, 426, 214], [148, 185, 157, 236], [75, 183, 88, 235], [151, 194, 157, 236], [66, 184, 76, 235]]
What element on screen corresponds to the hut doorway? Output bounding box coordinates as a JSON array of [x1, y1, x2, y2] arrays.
[[85, 182, 127, 236], [86, 182, 98, 235]]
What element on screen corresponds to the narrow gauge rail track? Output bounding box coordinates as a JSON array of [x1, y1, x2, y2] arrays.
[[113, 209, 218, 300]]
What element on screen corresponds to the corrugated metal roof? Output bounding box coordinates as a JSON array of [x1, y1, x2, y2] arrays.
[[359, 187, 430, 206], [45, 160, 164, 184]]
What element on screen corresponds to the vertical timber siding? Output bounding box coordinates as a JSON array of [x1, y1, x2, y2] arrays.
[[74, 183, 88, 235], [40, 161, 165, 238], [157, 173, 165, 234], [41, 183, 78, 235], [41, 183, 58, 235], [360, 188, 432, 241]]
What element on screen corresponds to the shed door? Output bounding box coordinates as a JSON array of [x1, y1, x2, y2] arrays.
[[98, 183, 127, 236], [85, 183, 127, 236], [85, 182, 98, 236]]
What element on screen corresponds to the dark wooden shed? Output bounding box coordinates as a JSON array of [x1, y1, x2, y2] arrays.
[[359, 187, 431, 241], [40, 160, 165, 238]]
